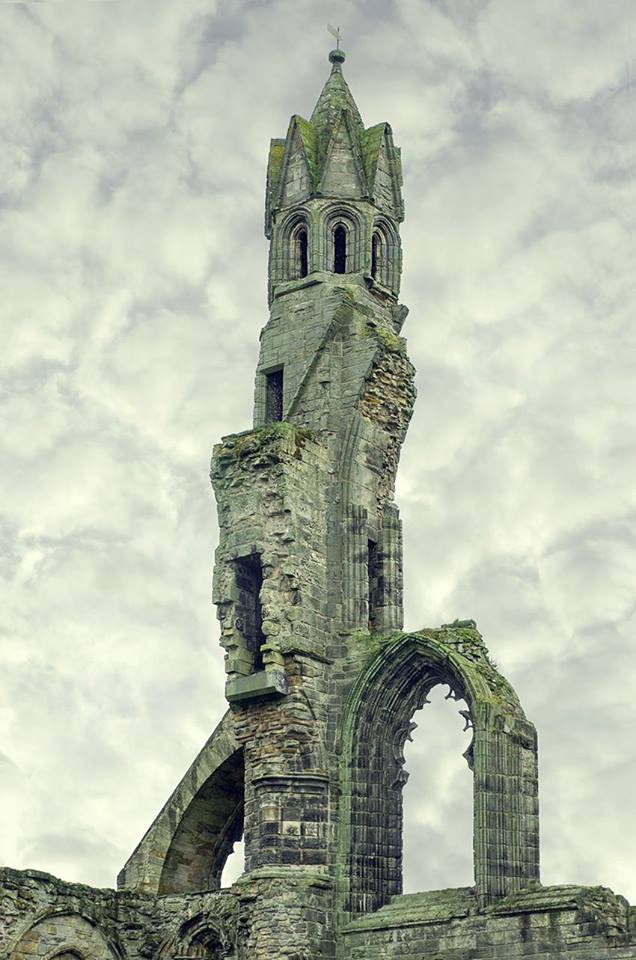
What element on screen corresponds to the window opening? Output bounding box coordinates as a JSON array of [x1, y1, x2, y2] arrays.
[[368, 539, 381, 631], [334, 224, 347, 273], [234, 554, 265, 671], [298, 228, 308, 278], [265, 368, 283, 422], [402, 685, 474, 892], [371, 232, 379, 279]]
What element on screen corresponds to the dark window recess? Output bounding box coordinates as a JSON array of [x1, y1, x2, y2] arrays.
[[371, 233, 379, 279], [334, 225, 347, 274], [368, 539, 381, 631], [234, 554, 266, 671], [265, 369, 284, 422], [298, 228, 308, 278]]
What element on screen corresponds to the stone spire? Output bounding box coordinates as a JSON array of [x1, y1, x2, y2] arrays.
[[310, 49, 364, 154]]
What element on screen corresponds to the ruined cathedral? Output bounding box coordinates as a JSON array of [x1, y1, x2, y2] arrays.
[[2, 48, 635, 960]]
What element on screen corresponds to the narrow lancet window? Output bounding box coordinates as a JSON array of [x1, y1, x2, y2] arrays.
[[234, 554, 266, 672], [265, 368, 283, 422], [334, 225, 347, 274], [371, 232, 379, 280], [298, 228, 308, 278]]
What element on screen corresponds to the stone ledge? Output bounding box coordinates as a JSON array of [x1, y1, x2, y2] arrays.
[[231, 866, 333, 890], [225, 669, 288, 703], [343, 887, 476, 932]]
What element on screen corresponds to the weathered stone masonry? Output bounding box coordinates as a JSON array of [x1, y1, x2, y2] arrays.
[[2, 47, 634, 960]]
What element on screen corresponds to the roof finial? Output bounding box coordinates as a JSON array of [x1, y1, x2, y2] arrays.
[[327, 23, 345, 65]]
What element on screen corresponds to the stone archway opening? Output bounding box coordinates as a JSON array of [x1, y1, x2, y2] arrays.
[[402, 683, 474, 893], [341, 629, 540, 915]]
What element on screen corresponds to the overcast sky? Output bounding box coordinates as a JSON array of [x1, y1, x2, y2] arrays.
[[1, 0, 635, 902]]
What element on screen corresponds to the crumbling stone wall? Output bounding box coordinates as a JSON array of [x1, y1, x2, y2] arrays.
[[0, 869, 241, 960], [211, 422, 330, 684]]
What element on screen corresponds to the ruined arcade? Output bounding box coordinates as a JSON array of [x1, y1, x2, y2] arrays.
[[2, 47, 635, 960]]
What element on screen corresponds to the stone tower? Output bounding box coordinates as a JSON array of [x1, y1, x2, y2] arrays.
[[1, 47, 635, 960]]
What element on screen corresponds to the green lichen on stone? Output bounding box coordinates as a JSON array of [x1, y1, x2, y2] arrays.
[[344, 627, 388, 663], [344, 624, 522, 717], [364, 319, 404, 353]]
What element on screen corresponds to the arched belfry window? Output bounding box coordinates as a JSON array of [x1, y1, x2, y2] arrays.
[[371, 232, 380, 280], [334, 224, 347, 274], [280, 216, 310, 283], [371, 219, 401, 294], [322, 206, 363, 275], [297, 228, 308, 278]]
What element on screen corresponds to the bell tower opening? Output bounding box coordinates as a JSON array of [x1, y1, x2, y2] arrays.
[[334, 224, 347, 273], [298, 228, 308, 278]]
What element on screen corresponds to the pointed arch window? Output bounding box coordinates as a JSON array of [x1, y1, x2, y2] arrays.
[[334, 224, 347, 274], [371, 219, 400, 294], [371, 232, 380, 280], [297, 228, 308, 278]]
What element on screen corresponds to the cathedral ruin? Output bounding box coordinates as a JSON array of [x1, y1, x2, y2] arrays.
[[1, 47, 635, 960]]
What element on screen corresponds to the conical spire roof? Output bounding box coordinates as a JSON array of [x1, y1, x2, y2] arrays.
[[310, 50, 364, 144]]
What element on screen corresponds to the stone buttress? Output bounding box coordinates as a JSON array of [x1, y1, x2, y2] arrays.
[[2, 48, 635, 960]]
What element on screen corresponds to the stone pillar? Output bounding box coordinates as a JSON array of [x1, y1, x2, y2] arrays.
[[473, 705, 540, 905]]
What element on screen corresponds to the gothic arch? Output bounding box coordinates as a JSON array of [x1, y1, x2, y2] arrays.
[[321, 204, 366, 274], [9, 913, 119, 960], [337, 628, 540, 916], [157, 907, 238, 960], [371, 216, 400, 295], [270, 206, 315, 286]]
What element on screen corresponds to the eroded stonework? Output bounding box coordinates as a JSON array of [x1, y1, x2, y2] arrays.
[[2, 46, 634, 960]]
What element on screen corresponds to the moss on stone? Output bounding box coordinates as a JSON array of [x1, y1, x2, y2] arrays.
[[364, 320, 404, 353], [214, 422, 316, 469]]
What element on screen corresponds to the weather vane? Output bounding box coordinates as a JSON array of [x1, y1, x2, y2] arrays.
[[327, 23, 342, 50]]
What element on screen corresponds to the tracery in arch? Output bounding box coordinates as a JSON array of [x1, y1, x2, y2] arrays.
[[166, 912, 237, 960]]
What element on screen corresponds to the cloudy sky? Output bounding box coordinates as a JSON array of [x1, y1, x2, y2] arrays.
[[1, 0, 635, 902]]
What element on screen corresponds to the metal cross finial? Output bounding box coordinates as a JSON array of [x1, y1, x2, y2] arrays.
[[327, 24, 342, 50]]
